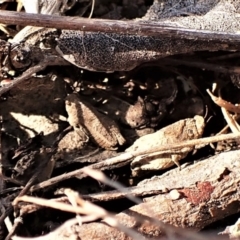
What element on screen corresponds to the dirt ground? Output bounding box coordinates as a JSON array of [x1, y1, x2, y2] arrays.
[[0, 1, 240, 239]]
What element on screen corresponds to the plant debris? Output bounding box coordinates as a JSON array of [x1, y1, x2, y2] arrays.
[[1, 0, 240, 239]]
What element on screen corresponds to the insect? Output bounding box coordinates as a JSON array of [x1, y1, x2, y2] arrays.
[[65, 93, 126, 150], [127, 115, 205, 176]]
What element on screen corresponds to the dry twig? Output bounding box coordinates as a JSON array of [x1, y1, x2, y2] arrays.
[[0, 10, 239, 42], [30, 132, 240, 191]]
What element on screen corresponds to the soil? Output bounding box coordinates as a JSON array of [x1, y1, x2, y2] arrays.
[[0, 1, 240, 239]]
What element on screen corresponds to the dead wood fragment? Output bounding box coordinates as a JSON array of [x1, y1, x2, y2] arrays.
[[207, 88, 240, 135], [14, 191, 148, 240], [15, 150, 240, 239], [66, 149, 240, 239], [0, 9, 239, 43], [207, 89, 240, 114], [0, 54, 68, 96], [84, 149, 240, 201], [221, 108, 240, 134], [30, 132, 240, 192]]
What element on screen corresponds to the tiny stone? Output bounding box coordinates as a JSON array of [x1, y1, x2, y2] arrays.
[[169, 189, 181, 200]]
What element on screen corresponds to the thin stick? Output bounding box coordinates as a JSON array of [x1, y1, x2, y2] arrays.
[[0, 55, 68, 96], [0, 63, 47, 95], [0, 10, 240, 42], [221, 108, 240, 133], [207, 89, 240, 113], [30, 132, 240, 192]]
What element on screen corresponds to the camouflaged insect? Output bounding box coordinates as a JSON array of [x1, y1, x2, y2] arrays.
[[65, 93, 126, 150]]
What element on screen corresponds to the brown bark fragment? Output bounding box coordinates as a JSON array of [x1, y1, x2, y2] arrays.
[[179, 181, 214, 205], [74, 150, 240, 239]]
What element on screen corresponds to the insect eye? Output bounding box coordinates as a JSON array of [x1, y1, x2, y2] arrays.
[[187, 129, 194, 138], [66, 100, 72, 106]]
